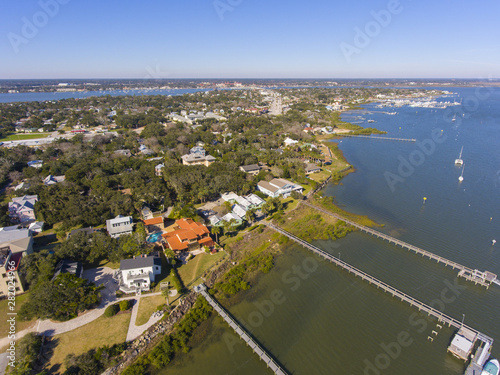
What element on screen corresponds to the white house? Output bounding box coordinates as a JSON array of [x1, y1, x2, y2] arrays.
[[119, 254, 162, 293], [232, 204, 247, 219], [43, 175, 65, 185], [257, 178, 303, 198], [284, 137, 299, 147], [106, 215, 133, 238], [245, 194, 265, 208]]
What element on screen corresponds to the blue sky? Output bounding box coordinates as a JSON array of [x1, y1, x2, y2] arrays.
[[1, 0, 499, 79]]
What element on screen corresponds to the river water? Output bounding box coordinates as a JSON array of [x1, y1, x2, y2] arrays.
[[152, 87, 500, 375]]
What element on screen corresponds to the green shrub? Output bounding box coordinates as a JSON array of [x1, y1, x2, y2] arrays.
[[119, 300, 132, 311], [104, 303, 120, 317]]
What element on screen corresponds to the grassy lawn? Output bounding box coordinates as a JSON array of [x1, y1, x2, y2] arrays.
[[0, 133, 51, 141], [0, 293, 36, 337], [98, 259, 120, 270], [307, 169, 330, 183], [47, 312, 131, 373], [283, 198, 300, 213], [135, 294, 170, 326], [177, 251, 227, 287]]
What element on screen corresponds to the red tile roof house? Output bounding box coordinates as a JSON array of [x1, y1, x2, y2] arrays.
[[143, 216, 165, 233], [162, 218, 214, 252]]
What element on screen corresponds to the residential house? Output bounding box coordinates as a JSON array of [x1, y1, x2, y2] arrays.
[[143, 216, 165, 233], [67, 227, 95, 238], [119, 253, 162, 293], [305, 163, 321, 174], [170, 113, 193, 125], [14, 181, 30, 191], [205, 112, 227, 121], [232, 204, 247, 219], [28, 221, 44, 234], [27, 160, 43, 168], [257, 178, 303, 198], [221, 212, 243, 226], [181, 153, 216, 167], [52, 259, 83, 281], [139, 144, 153, 155], [162, 218, 214, 252], [155, 163, 165, 177], [0, 247, 25, 298], [43, 175, 65, 185], [190, 146, 206, 156], [209, 215, 223, 227], [8, 195, 38, 223], [245, 194, 265, 208], [0, 226, 33, 255], [221, 192, 240, 203], [114, 149, 132, 157], [106, 215, 133, 238], [239, 164, 261, 175], [284, 137, 299, 147]]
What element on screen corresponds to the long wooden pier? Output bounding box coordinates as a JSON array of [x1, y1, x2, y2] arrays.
[[265, 222, 494, 350], [341, 134, 416, 142], [194, 284, 289, 375], [302, 201, 498, 288]]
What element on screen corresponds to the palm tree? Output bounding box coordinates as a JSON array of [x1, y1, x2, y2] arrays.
[[211, 225, 221, 243], [244, 208, 256, 224]]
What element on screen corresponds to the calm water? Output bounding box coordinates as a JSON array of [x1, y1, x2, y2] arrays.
[[0, 88, 209, 103], [162, 87, 500, 375]]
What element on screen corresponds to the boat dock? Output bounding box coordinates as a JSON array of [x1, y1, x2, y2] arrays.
[[265, 222, 494, 372], [341, 134, 416, 142], [302, 202, 498, 288], [194, 284, 289, 375]]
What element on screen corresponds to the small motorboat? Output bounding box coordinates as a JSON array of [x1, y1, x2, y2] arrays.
[[481, 359, 500, 375]]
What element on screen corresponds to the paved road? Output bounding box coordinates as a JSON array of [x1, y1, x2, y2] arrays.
[[36, 267, 119, 336], [125, 292, 164, 342], [0, 267, 169, 372]]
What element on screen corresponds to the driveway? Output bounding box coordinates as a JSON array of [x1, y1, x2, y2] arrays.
[[36, 267, 119, 336]]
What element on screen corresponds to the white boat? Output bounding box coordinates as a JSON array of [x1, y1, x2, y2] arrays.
[[452, 114, 456, 122], [481, 359, 499, 375], [459, 164, 464, 182], [455, 146, 464, 165]]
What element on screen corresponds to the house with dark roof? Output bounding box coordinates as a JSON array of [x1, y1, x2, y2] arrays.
[[162, 218, 214, 252], [305, 163, 321, 174], [239, 164, 261, 175], [67, 227, 95, 238], [119, 253, 162, 293], [52, 259, 83, 281]]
